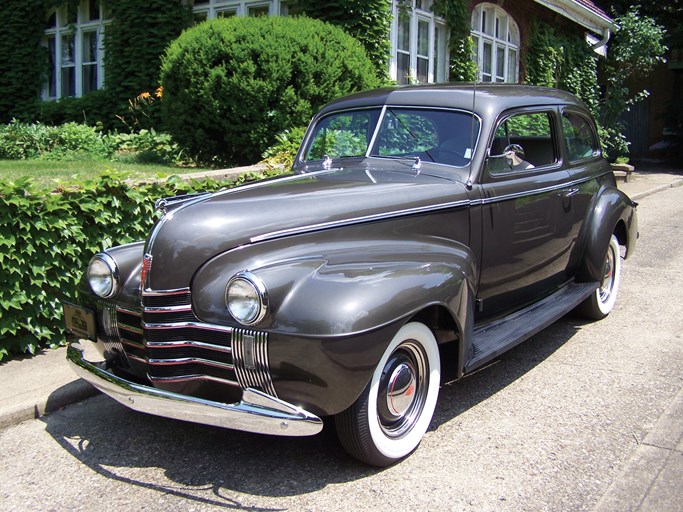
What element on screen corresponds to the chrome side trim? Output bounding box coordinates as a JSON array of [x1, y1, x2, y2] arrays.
[[67, 340, 322, 436], [143, 305, 193, 313], [250, 199, 471, 243]]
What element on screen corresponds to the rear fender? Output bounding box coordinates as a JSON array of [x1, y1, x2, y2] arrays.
[[575, 186, 638, 282]]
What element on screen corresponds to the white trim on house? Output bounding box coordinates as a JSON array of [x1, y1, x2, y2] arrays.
[[389, 0, 449, 84], [191, 0, 288, 20], [470, 3, 520, 83], [42, 0, 109, 100], [533, 0, 616, 35]]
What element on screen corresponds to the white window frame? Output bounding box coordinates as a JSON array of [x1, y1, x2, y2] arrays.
[[43, 1, 109, 100], [191, 0, 286, 20], [389, 0, 449, 84], [470, 3, 519, 83]]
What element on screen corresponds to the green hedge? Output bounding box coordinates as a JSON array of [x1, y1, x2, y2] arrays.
[[0, 171, 277, 361], [160, 16, 379, 165]]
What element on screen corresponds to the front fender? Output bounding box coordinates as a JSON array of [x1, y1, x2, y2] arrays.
[[575, 185, 638, 282], [193, 234, 476, 337]]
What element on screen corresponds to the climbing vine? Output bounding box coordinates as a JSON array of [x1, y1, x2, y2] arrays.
[[289, 0, 392, 81], [525, 21, 600, 115], [432, 0, 477, 82]]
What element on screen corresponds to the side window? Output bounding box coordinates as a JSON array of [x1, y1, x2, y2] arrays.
[[489, 111, 556, 174], [562, 112, 600, 162]]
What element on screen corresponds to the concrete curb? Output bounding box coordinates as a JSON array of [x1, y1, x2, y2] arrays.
[[593, 387, 683, 511], [630, 178, 683, 201]]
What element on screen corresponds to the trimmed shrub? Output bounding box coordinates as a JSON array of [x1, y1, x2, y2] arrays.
[[0, 168, 284, 361], [160, 16, 379, 165]]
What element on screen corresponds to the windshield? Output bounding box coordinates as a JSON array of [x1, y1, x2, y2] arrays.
[[303, 107, 479, 167]]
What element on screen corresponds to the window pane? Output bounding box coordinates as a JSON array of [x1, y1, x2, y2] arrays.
[[217, 9, 237, 17], [61, 66, 75, 97], [305, 110, 377, 160], [398, 12, 410, 52], [83, 65, 97, 94], [193, 10, 209, 23], [45, 10, 57, 29], [83, 31, 98, 63], [418, 19, 429, 57], [87, 0, 100, 21], [496, 45, 505, 81], [508, 49, 518, 82], [46, 36, 57, 97], [62, 34, 75, 65], [397, 52, 410, 84], [248, 5, 269, 17], [482, 40, 492, 81], [417, 57, 428, 83], [562, 113, 600, 161]]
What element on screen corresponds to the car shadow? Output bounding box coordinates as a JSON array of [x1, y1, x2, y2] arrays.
[[40, 315, 586, 506]]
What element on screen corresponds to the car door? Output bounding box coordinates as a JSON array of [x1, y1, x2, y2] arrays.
[[476, 108, 575, 320], [559, 109, 609, 274]]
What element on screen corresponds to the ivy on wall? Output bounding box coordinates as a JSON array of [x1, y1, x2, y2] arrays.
[[0, 0, 192, 129], [525, 21, 600, 115], [104, 0, 193, 105], [0, 0, 50, 123], [289, 0, 392, 81], [432, 0, 477, 82]]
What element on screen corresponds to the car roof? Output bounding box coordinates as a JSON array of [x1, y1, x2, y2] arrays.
[[316, 84, 588, 118]]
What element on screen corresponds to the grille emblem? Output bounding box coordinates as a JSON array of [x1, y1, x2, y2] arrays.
[[141, 254, 153, 291]]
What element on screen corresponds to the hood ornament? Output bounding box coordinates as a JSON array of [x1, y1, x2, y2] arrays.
[[412, 156, 422, 175]]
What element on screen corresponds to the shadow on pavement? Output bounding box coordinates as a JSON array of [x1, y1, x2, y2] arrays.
[[40, 315, 585, 508]]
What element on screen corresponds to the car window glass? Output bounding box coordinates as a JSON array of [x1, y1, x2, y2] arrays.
[[562, 112, 600, 161], [371, 108, 480, 167], [489, 111, 556, 174], [305, 110, 377, 160]]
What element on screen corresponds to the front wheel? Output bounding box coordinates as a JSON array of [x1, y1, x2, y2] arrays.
[[335, 322, 440, 466], [578, 234, 622, 320]]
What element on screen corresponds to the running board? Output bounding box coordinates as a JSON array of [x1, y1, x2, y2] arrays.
[[466, 282, 598, 373]]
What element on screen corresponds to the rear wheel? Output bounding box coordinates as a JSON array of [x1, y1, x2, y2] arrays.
[[579, 235, 621, 320], [335, 322, 440, 466]]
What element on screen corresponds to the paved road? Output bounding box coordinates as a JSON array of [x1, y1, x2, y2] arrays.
[[1, 186, 682, 512]]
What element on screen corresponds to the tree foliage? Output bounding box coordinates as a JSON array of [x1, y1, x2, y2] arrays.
[[160, 16, 379, 165], [432, 0, 477, 82], [600, 7, 667, 158]]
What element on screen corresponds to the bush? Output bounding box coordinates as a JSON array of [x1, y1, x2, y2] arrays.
[[261, 126, 307, 169], [109, 129, 188, 166], [0, 121, 110, 160], [0, 168, 285, 361], [160, 16, 379, 165]]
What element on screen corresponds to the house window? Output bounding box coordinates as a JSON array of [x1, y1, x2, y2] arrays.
[[471, 3, 519, 83], [390, 0, 449, 84], [191, 1, 286, 21], [43, 1, 109, 99]]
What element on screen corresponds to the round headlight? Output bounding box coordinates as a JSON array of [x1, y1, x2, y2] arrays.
[[226, 271, 268, 325], [87, 253, 119, 298]]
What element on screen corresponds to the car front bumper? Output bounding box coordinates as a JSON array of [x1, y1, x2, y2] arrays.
[[67, 339, 323, 436]]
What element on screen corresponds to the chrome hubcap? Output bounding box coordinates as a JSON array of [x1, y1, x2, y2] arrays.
[[599, 245, 615, 303], [386, 363, 417, 417], [377, 341, 428, 438]]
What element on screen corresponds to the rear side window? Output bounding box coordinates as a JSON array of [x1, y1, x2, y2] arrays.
[[562, 112, 600, 162], [489, 111, 557, 174]]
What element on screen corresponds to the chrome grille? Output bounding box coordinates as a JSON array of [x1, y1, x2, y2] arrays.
[[134, 288, 276, 396], [232, 329, 277, 397]]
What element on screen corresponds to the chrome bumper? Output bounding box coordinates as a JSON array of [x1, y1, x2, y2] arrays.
[[67, 340, 323, 436]]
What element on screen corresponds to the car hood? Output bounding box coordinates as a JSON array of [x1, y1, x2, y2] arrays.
[[145, 163, 471, 290]]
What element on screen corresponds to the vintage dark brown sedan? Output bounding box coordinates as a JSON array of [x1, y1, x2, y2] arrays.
[[64, 84, 637, 466]]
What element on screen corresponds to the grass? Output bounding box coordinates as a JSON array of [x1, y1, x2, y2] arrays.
[[0, 159, 213, 188]]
